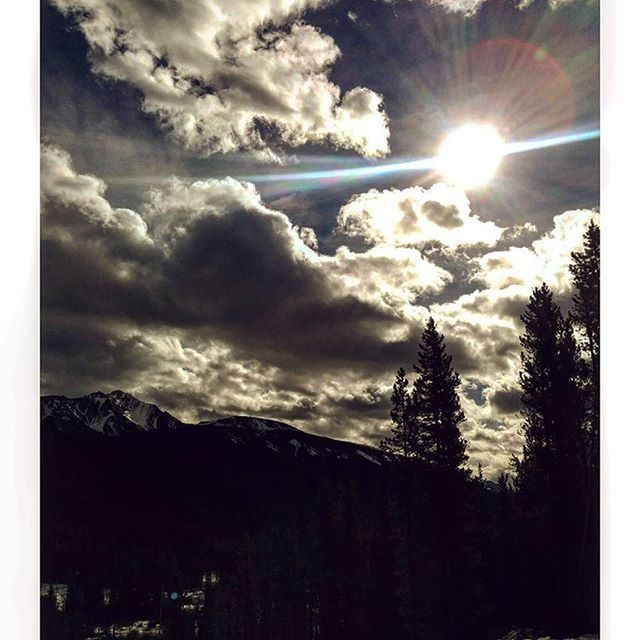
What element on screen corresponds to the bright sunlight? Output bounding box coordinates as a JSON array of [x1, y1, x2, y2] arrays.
[[436, 123, 506, 189]]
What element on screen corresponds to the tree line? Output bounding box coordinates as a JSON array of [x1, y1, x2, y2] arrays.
[[379, 219, 599, 636]]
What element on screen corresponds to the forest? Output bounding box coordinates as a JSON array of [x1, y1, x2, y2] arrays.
[[41, 222, 599, 640]]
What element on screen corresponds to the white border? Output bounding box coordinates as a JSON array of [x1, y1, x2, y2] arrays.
[[0, 0, 39, 638], [601, 0, 640, 638]]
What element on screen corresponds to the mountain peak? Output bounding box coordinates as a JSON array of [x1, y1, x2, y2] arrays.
[[41, 390, 184, 436]]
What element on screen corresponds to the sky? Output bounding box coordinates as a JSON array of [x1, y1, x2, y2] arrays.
[[41, 0, 599, 477]]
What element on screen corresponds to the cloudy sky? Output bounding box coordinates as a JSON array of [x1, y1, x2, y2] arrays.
[[41, 0, 599, 477]]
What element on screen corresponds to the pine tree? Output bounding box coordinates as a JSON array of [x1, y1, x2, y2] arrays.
[[380, 368, 415, 458], [409, 318, 470, 639], [569, 220, 600, 468], [378, 320, 469, 639], [411, 317, 468, 473], [514, 283, 584, 496], [513, 283, 586, 633], [497, 472, 511, 495], [568, 220, 600, 630]]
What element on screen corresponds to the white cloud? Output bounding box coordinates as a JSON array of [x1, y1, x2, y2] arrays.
[[426, 290, 526, 476], [428, 0, 591, 13], [294, 226, 319, 250], [425, 208, 598, 475], [50, 0, 389, 159], [427, 0, 486, 14], [501, 221, 538, 242], [41, 144, 150, 242], [325, 244, 451, 309], [548, 0, 592, 7], [335, 182, 505, 248], [431, 211, 599, 391], [458, 386, 524, 479], [477, 209, 598, 292]]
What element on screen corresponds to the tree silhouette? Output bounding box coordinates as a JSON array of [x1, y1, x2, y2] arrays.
[[569, 220, 600, 469], [380, 367, 415, 459], [411, 317, 468, 473], [569, 219, 600, 628], [512, 283, 586, 632], [513, 283, 584, 496]]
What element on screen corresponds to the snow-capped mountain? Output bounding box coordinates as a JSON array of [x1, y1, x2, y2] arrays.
[[41, 391, 388, 466], [41, 390, 184, 436]]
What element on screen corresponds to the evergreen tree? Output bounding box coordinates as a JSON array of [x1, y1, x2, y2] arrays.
[[514, 283, 584, 496], [409, 318, 470, 638], [379, 320, 470, 639], [497, 472, 511, 495], [411, 317, 468, 473], [568, 220, 600, 630], [513, 283, 586, 632], [380, 368, 415, 458], [569, 220, 600, 468]]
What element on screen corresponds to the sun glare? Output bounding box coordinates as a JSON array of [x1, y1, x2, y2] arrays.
[[436, 123, 505, 189]]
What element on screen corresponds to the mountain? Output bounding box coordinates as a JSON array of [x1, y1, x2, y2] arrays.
[[41, 390, 388, 465], [41, 390, 392, 585], [41, 390, 185, 436]]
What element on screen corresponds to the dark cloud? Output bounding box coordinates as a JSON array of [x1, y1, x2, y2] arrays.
[[328, 386, 391, 418], [421, 200, 464, 229], [489, 387, 522, 415], [442, 325, 519, 377], [41, 312, 161, 396]]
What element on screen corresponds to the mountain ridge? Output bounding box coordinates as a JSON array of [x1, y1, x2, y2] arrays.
[[41, 390, 388, 466]]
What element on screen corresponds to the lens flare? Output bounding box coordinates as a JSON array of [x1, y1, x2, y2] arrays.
[[463, 39, 578, 136], [238, 127, 599, 193]]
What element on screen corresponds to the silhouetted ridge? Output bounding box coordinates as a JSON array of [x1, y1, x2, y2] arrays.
[[200, 415, 300, 433], [41, 390, 388, 466]]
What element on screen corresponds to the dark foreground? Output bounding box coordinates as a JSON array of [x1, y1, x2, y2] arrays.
[[41, 392, 598, 640]]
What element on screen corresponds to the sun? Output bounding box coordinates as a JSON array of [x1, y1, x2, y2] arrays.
[[436, 123, 506, 189]]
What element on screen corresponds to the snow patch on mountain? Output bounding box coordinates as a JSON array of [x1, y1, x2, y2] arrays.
[[210, 415, 299, 433], [289, 439, 302, 457], [356, 450, 383, 466]]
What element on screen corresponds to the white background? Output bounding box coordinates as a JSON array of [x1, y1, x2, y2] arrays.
[[600, 0, 640, 637], [1, 1, 637, 637]]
